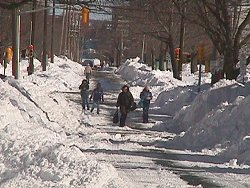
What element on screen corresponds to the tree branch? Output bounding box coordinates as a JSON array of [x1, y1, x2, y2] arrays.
[[0, 0, 32, 9]]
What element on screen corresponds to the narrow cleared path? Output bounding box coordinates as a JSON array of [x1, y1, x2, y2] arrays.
[[65, 69, 226, 188]]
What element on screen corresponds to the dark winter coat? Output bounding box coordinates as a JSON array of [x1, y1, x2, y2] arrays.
[[90, 87, 104, 102], [79, 80, 89, 92], [79, 80, 89, 98], [116, 90, 134, 113]]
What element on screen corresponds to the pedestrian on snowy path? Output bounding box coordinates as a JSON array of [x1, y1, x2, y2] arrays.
[[116, 85, 134, 127], [89, 82, 104, 114], [84, 63, 92, 83], [79, 79, 90, 110], [140, 86, 152, 123]]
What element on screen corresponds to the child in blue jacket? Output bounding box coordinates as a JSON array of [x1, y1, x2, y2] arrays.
[[90, 82, 104, 114], [140, 86, 152, 123]]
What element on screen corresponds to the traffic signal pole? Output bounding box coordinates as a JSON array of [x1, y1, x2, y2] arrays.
[[12, 7, 20, 79], [198, 44, 205, 92], [10, 2, 63, 78], [59, 8, 66, 55], [28, 0, 37, 75], [51, 0, 55, 63], [42, 0, 48, 71]]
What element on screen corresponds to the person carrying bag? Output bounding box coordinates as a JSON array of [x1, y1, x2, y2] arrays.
[[113, 107, 119, 124], [116, 85, 134, 127]]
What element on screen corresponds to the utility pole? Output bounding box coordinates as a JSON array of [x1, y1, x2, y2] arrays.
[[77, 13, 81, 63], [12, 7, 20, 79], [69, 10, 73, 60], [115, 29, 124, 67], [178, 5, 186, 80], [51, 0, 55, 63], [64, 3, 69, 56], [69, 8, 74, 59], [66, 5, 71, 57], [198, 44, 205, 92], [31, 0, 36, 48], [42, 0, 48, 71], [59, 8, 65, 55], [73, 12, 79, 62], [141, 34, 145, 63], [28, 0, 36, 75]]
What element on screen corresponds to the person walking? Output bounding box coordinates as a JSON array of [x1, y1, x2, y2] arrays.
[[116, 85, 134, 127], [89, 82, 104, 114], [84, 63, 92, 83], [140, 86, 152, 123], [79, 79, 90, 110]]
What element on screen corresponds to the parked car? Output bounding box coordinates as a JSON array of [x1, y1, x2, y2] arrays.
[[81, 59, 94, 67], [81, 58, 101, 69]]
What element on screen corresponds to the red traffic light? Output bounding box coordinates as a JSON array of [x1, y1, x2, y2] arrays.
[[28, 45, 34, 50], [175, 48, 180, 56]]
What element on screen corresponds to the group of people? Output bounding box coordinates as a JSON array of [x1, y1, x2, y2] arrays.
[[79, 64, 153, 126], [79, 64, 104, 114], [116, 85, 152, 127]]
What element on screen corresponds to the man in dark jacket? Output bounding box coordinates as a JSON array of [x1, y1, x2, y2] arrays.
[[79, 79, 90, 110], [116, 85, 134, 127]]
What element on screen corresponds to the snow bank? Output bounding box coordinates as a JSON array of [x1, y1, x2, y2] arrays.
[[117, 58, 211, 115], [0, 56, 129, 187], [117, 58, 250, 165], [163, 80, 250, 164], [116, 58, 184, 87]]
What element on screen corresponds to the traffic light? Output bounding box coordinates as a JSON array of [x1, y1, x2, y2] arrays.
[[82, 7, 90, 25], [198, 44, 205, 61], [6, 47, 13, 62], [28, 44, 34, 57], [175, 48, 180, 60], [186, 53, 191, 63]]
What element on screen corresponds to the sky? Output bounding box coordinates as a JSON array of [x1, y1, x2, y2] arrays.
[[0, 56, 250, 187]]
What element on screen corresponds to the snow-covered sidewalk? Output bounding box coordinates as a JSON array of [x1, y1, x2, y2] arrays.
[[0, 57, 193, 187], [1, 56, 250, 187]]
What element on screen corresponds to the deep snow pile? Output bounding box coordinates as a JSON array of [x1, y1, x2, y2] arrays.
[[169, 80, 250, 164], [0, 57, 128, 187], [117, 57, 250, 165], [117, 57, 185, 87]]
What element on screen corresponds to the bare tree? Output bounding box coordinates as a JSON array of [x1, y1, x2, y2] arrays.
[[188, 0, 250, 79], [0, 0, 31, 9], [127, 0, 181, 79]]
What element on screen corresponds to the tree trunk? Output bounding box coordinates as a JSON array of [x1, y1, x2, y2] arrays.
[[159, 42, 164, 71], [168, 35, 178, 79], [42, 0, 48, 71], [223, 49, 238, 80], [190, 49, 197, 74], [178, 6, 186, 80], [151, 48, 155, 70]]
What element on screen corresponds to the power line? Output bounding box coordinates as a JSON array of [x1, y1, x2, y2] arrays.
[[19, 4, 66, 14]]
